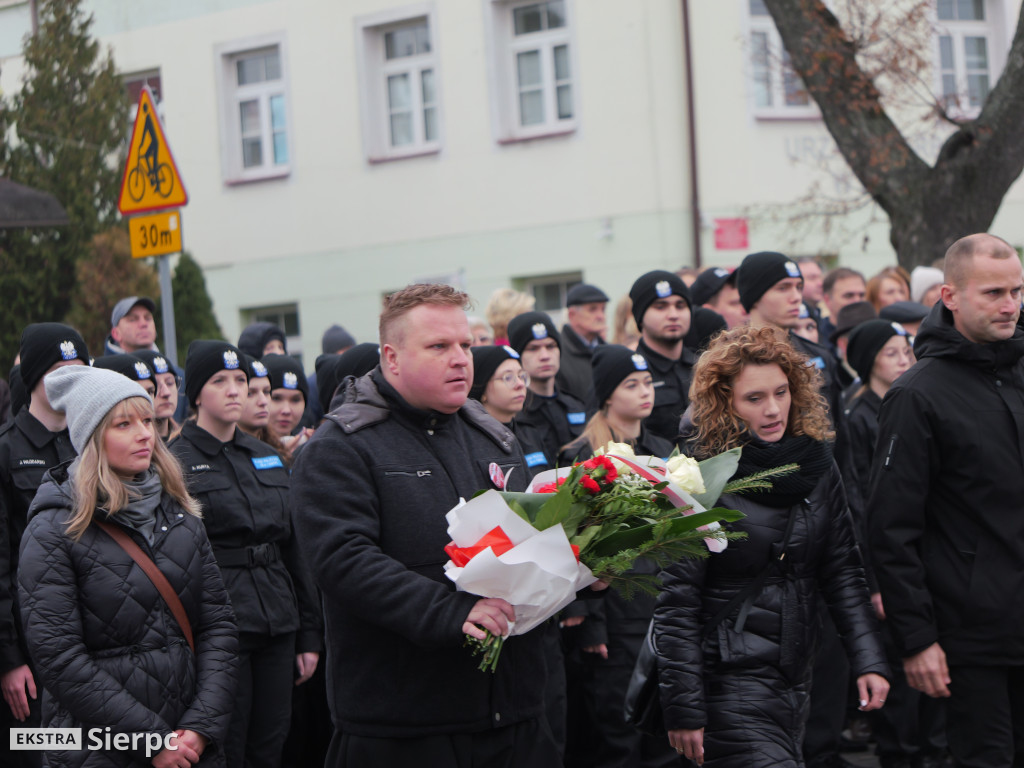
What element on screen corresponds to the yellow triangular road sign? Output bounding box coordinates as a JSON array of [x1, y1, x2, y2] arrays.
[[118, 86, 188, 215]]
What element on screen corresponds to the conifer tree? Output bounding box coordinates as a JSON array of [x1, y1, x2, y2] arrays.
[[0, 0, 127, 367]]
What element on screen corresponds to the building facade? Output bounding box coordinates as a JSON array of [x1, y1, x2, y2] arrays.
[[1, 0, 1021, 365]]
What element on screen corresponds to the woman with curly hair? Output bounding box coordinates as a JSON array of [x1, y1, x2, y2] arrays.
[[654, 325, 889, 767]]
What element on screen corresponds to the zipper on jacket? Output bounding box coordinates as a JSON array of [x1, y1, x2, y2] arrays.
[[883, 434, 898, 469]]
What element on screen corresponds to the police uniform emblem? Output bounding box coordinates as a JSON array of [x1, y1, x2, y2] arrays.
[[134, 361, 151, 379], [655, 280, 672, 298], [223, 350, 239, 369], [252, 360, 268, 377], [631, 354, 648, 371], [531, 323, 548, 340], [152, 356, 169, 373], [714, 268, 729, 278], [891, 322, 907, 335], [283, 371, 298, 389], [503, 345, 520, 359], [59, 341, 78, 360], [784, 261, 801, 278]]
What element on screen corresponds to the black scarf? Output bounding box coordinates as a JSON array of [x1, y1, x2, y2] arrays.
[[733, 434, 832, 508]]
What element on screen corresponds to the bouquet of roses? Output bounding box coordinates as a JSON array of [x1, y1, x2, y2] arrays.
[[444, 442, 793, 671]]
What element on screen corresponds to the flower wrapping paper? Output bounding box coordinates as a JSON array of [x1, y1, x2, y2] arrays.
[[444, 489, 597, 636]]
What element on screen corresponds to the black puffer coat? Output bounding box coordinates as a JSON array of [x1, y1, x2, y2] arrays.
[[654, 461, 887, 767], [18, 465, 238, 767]]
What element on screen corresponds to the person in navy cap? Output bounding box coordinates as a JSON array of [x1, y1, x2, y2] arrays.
[[557, 283, 609, 403]]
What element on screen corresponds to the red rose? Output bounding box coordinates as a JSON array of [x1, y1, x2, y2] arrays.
[[536, 477, 568, 494], [581, 475, 600, 495]]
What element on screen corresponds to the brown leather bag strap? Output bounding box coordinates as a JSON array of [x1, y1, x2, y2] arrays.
[[95, 519, 195, 654]]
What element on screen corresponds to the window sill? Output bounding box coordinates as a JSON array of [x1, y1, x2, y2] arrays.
[[498, 125, 577, 145], [367, 146, 441, 164], [753, 110, 821, 123], [224, 167, 291, 186]]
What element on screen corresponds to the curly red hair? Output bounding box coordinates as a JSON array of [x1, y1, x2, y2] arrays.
[[688, 326, 833, 458]]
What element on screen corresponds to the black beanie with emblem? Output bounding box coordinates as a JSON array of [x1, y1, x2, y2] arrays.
[[315, 343, 381, 415], [470, 345, 521, 401], [19, 323, 90, 394], [185, 340, 247, 407], [592, 345, 652, 408], [507, 312, 561, 355], [93, 354, 155, 385], [629, 271, 691, 330], [846, 319, 910, 384], [261, 354, 309, 402], [736, 252, 803, 312]]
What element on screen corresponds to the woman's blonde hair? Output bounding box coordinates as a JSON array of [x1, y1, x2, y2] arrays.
[[67, 397, 201, 541], [562, 410, 617, 460], [688, 326, 833, 458], [485, 288, 535, 341]]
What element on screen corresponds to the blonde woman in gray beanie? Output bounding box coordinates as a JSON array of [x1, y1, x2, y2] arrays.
[[17, 365, 238, 768]]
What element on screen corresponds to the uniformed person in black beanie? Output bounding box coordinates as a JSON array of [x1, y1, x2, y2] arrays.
[[169, 340, 322, 768], [0, 323, 89, 768], [314, 343, 381, 418], [628, 269, 697, 447], [92, 353, 157, 398], [507, 311, 587, 477]]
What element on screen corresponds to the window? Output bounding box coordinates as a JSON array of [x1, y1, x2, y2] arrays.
[[485, 0, 578, 142], [519, 272, 582, 326], [123, 71, 163, 122], [356, 7, 441, 162], [216, 36, 291, 182], [244, 304, 304, 368], [936, 0, 993, 112], [747, 0, 816, 119]]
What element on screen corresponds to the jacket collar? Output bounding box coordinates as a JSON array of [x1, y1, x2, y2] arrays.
[[637, 338, 696, 370], [15, 408, 69, 450], [913, 301, 1024, 370], [179, 421, 253, 457]]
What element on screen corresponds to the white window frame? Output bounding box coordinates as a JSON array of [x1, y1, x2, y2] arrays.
[[355, 5, 442, 163], [933, 0, 1004, 118], [520, 271, 582, 327], [214, 33, 293, 184], [744, 0, 819, 121], [123, 70, 164, 124], [483, 0, 579, 143]]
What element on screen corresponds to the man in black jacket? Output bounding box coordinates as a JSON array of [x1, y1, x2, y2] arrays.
[[868, 233, 1024, 768], [628, 270, 696, 448], [0, 323, 88, 768], [556, 283, 609, 403], [290, 284, 563, 768]]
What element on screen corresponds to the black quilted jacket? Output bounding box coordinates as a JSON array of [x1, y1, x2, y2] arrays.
[[18, 465, 239, 767], [654, 462, 888, 734]]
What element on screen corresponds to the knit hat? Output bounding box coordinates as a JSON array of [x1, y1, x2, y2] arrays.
[[110, 296, 156, 328], [44, 365, 153, 453], [686, 306, 728, 353], [243, 353, 269, 380], [846, 320, 910, 384], [910, 266, 944, 304], [507, 312, 561, 354], [9, 365, 27, 417], [828, 301, 877, 344], [322, 324, 356, 354], [237, 322, 286, 358], [879, 301, 929, 325], [592, 345, 651, 408], [133, 350, 173, 377], [691, 267, 734, 307], [261, 354, 309, 401], [315, 343, 380, 415], [629, 271, 691, 330], [470, 345, 521, 401], [93, 354, 155, 385], [736, 252, 803, 312], [185, 340, 247, 407], [566, 284, 610, 306], [19, 323, 90, 393]]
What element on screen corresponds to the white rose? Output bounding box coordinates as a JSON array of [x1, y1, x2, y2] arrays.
[[595, 441, 637, 474], [666, 455, 706, 495]]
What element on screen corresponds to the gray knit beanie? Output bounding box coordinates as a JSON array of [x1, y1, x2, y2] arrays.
[[44, 365, 153, 453]]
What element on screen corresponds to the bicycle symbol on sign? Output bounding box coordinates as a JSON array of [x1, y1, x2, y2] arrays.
[[127, 102, 174, 203]]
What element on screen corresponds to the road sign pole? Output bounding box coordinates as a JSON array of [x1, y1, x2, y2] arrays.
[[159, 253, 178, 368]]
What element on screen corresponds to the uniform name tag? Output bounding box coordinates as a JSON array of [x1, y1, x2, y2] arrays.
[[567, 412, 586, 425], [17, 458, 46, 467], [524, 451, 548, 467], [252, 455, 284, 470]]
